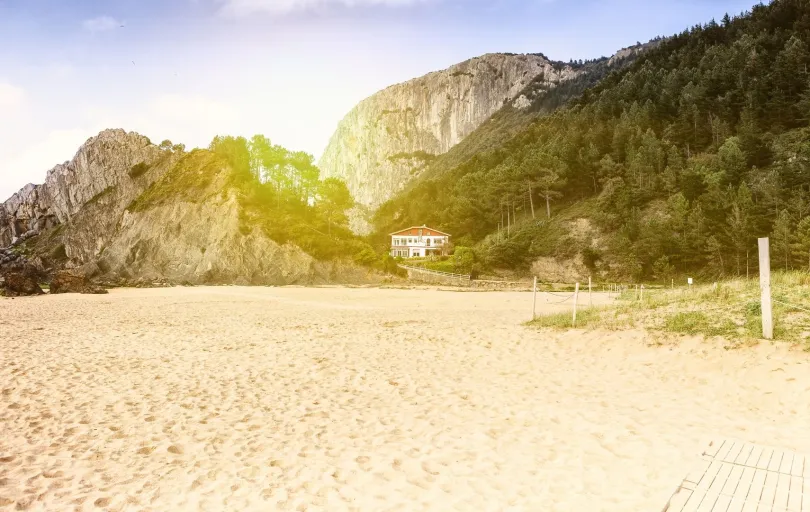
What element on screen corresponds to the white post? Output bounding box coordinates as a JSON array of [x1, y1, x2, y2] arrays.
[[588, 276, 592, 307], [532, 276, 538, 321], [759, 237, 773, 340], [572, 282, 580, 327]]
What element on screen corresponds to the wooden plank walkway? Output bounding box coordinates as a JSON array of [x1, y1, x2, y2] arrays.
[[664, 438, 810, 512]]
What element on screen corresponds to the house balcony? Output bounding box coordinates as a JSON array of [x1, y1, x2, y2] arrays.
[[391, 242, 447, 250]]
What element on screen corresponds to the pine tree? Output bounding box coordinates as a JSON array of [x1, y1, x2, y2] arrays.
[[792, 216, 810, 271]]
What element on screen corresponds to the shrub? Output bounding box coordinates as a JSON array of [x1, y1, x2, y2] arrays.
[[353, 247, 378, 267], [582, 247, 601, 270], [50, 244, 67, 262], [381, 254, 405, 275], [454, 246, 476, 273], [129, 162, 150, 178]]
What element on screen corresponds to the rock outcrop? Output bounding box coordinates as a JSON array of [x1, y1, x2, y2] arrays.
[[1, 130, 380, 288], [0, 129, 169, 249], [318, 53, 583, 209], [49, 270, 107, 294], [89, 151, 359, 286], [0, 269, 44, 297]]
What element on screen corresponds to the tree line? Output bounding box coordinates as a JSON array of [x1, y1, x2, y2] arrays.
[[204, 134, 400, 273]]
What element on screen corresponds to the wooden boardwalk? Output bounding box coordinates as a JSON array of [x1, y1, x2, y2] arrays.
[[664, 438, 810, 512]]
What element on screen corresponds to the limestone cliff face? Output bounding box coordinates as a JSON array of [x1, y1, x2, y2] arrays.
[[89, 157, 366, 286], [0, 130, 376, 286], [0, 129, 170, 249], [318, 53, 582, 209]]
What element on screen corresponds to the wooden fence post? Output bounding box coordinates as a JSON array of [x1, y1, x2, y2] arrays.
[[640, 284, 644, 301], [532, 276, 538, 321], [572, 282, 580, 327], [758, 237, 773, 340], [588, 276, 592, 307]]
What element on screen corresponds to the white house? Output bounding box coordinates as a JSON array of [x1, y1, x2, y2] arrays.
[[390, 225, 451, 258]]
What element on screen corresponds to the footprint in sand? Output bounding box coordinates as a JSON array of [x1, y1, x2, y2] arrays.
[[137, 446, 156, 456], [167, 445, 184, 455], [421, 461, 440, 476], [94, 497, 111, 507]]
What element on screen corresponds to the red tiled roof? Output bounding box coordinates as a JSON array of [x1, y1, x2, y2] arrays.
[[389, 225, 451, 237]]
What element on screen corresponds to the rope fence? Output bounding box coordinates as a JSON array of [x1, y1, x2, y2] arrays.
[[529, 238, 810, 337]]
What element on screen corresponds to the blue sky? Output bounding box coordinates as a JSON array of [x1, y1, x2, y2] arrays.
[[0, 0, 760, 199]]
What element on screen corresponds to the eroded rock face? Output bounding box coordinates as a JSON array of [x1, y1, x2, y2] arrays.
[[318, 53, 582, 209], [1, 270, 44, 297], [49, 270, 108, 295], [0, 130, 382, 288], [0, 129, 170, 250]]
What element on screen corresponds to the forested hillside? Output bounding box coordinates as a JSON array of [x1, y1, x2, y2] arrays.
[[204, 135, 390, 269], [417, 44, 658, 183], [373, 0, 810, 281]]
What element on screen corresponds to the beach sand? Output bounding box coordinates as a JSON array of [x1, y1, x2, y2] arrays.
[[1, 286, 809, 511]]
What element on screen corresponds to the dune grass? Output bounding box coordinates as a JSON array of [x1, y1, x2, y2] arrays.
[[529, 272, 810, 348]]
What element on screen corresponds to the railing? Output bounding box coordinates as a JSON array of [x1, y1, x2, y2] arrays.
[[391, 243, 448, 249], [398, 264, 470, 280]]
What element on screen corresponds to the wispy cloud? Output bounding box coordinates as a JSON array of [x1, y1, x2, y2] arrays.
[[0, 82, 25, 110], [218, 0, 431, 17], [82, 16, 123, 32]]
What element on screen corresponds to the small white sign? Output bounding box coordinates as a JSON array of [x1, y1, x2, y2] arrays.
[[687, 278, 693, 285]]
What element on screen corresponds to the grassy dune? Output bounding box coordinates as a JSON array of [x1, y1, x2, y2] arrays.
[[530, 272, 810, 348]]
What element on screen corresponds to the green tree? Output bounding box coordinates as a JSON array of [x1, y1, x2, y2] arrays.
[[706, 235, 725, 276], [772, 209, 794, 270], [209, 135, 251, 180], [317, 178, 353, 236], [248, 135, 273, 182], [725, 183, 755, 275], [717, 136, 746, 185], [453, 246, 476, 273], [653, 255, 675, 281], [791, 216, 810, 270]]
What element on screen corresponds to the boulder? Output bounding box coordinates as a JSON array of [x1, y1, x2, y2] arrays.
[[1, 271, 44, 296], [49, 270, 108, 295]]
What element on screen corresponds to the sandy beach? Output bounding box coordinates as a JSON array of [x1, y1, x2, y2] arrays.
[[2, 286, 810, 511]]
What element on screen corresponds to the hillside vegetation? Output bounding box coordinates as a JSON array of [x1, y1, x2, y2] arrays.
[[531, 272, 810, 347], [373, 0, 810, 282], [200, 135, 399, 272], [418, 45, 657, 183]]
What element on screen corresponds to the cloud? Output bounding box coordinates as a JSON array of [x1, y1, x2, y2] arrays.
[[0, 82, 25, 110], [218, 0, 430, 16], [82, 16, 122, 32]]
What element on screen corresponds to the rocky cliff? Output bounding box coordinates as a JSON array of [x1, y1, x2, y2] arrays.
[[1, 129, 377, 287], [0, 130, 169, 249], [318, 53, 583, 210]]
